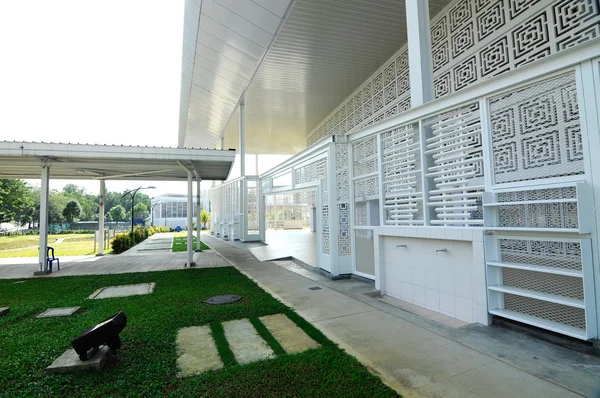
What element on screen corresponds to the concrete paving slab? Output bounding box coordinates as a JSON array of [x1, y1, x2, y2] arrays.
[[88, 283, 155, 299], [0, 307, 9, 317], [36, 307, 81, 319], [176, 326, 223, 377], [259, 314, 319, 354], [45, 346, 112, 374], [222, 319, 274, 364]]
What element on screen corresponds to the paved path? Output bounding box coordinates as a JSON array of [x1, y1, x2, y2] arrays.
[[0, 233, 227, 279], [203, 234, 600, 398]]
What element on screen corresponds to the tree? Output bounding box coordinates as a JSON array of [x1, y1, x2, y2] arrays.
[[62, 200, 82, 223], [0, 179, 35, 224], [133, 202, 149, 220], [200, 209, 210, 230], [109, 205, 127, 221]]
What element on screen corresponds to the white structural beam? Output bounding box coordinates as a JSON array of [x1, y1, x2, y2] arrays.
[[239, 100, 246, 177], [187, 170, 195, 267], [98, 180, 105, 256], [36, 165, 50, 275], [406, 0, 433, 107], [196, 178, 202, 252]]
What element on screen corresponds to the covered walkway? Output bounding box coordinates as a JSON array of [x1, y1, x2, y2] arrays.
[[0, 233, 228, 279], [202, 234, 600, 398]]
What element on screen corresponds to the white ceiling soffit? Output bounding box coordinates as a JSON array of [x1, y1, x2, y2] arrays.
[[181, 0, 452, 155], [179, 0, 295, 149]]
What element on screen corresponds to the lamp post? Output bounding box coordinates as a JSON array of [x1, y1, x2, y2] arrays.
[[150, 201, 161, 226], [122, 186, 155, 245]]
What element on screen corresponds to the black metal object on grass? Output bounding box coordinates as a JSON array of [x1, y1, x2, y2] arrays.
[[71, 311, 127, 361]]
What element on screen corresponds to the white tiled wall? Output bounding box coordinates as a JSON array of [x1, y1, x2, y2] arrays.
[[377, 227, 489, 325]]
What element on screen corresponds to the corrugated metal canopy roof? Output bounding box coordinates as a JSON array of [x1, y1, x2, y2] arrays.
[[180, 0, 452, 154], [0, 141, 235, 181]]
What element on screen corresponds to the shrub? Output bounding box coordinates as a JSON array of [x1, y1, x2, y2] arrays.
[[111, 234, 132, 254]]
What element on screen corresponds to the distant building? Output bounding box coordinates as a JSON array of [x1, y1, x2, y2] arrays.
[[151, 192, 210, 229]]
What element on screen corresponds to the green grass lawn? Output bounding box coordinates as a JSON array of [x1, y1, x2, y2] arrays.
[[0, 268, 397, 397], [172, 235, 210, 252], [0, 234, 111, 258]]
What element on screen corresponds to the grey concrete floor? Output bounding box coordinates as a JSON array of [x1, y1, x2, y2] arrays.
[[0, 233, 228, 279], [248, 229, 317, 267], [203, 234, 600, 398]]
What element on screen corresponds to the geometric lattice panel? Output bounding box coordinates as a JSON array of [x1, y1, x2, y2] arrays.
[[490, 72, 584, 184], [431, 0, 600, 98], [502, 268, 584, 300], [381, 123, 423, 225], [425, 103, 485, 226], [306, 47, 411, 146], [500, 238, 582, 271]]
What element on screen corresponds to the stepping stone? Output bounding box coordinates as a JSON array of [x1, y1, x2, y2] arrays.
[[13, 281, 26, 284], [176, 326, 222, 377], [88, 283, 155, 299], [36, 307, 81, 319], [222, 319, 274, 364], [0, 307, 9, 317], [45, 346, 112, 374], [259, 314, 320, 354]]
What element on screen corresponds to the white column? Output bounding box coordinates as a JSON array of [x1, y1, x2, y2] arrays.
[[196, 178, 202, 251], [255, 154, 259, 175], [36, 164, 50, 274], [239, 100, 246, 177], [186, 170, 195, 266], [98, 179, 105, 256], [220, 136, 225, 150], [406, 0, 433, 107]]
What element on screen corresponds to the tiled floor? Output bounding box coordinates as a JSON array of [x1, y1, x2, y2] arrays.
[[248, 229, 317, 267]]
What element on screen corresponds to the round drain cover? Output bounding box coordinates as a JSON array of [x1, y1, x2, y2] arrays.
[[205, 294, 242, 305]]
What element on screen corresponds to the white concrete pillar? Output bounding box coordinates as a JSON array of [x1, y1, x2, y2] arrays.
[[196, 178, 202, 251], [98, 179, 105, 256], [239, 100, 246, 177], [220, 136, 225, 150], [406, 0, 434, 107], [186, 170, 195, 266], [36, 164, 50, 275], [255, 154, 259, 175]]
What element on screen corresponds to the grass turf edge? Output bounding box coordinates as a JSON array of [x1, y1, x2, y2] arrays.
[[210, 322, 237, 367], [249, 317, 286, 356]]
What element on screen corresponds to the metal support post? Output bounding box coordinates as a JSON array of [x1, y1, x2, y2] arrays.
[[97, 179, 105, 256], [187, 170, 195, 266], [35, 164, 50, 275], [196, 178, 202, 252]]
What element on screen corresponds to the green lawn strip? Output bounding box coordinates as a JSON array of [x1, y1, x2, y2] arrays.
[[172, 236, 210, 252], [210, 322, 237, 367], [0, 268, 398, 397], [249, 317, 286, 356], [283, 309, 335, 347]]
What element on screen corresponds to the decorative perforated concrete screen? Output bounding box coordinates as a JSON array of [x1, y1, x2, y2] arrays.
[[306, 48, 411, 145], [489, 72, 584, 184], [336, 144, 351, 256], [247, 180, 259, 235], [425, 103, 484, 226], [381, 124, 423, 226], [484, 181, 594, 339], [352, 135, 380, 238], [432, 0, 600, 98]]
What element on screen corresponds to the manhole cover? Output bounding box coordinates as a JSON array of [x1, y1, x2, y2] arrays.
[[205, 295, 242, 305]]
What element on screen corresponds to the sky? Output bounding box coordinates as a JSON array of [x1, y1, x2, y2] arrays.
[[0, 0, 209, 195], [0, 1, 291, 197]]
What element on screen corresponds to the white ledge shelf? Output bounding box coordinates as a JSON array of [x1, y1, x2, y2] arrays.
[[486, 261, 582, 278], [488, 309, 587, 340], [488, 285, 585, 309]]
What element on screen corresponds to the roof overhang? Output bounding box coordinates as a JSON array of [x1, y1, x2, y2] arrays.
[[0, 141, 235, 181]]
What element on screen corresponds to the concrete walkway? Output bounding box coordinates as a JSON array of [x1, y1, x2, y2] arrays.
[[0, 233, 227, 279], [202, 234, 600, 398]]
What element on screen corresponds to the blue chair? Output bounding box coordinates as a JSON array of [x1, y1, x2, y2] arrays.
[[47, 246, 60, 272]]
